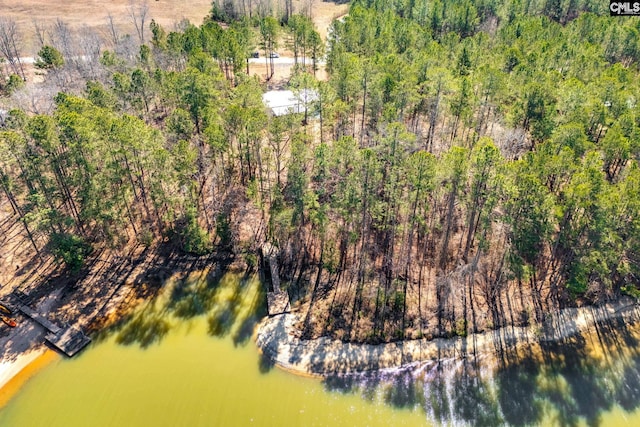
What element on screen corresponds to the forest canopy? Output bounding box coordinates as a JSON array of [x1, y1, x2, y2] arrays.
[[1, 0, 639, 342]]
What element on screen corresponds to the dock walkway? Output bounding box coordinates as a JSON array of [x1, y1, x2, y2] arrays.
[[262, 244, 291, 316], [7, 292, 91, 357], [16, 303, 62, 335]]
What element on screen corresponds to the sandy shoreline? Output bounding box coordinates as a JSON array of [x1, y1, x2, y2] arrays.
[[255, 298, 640, 377], [0, 290, 65, 398], [0, 349, 46, 390], [0, 349, 59, 408]]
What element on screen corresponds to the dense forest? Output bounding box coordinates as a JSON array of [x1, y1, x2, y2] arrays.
[[1, 0, 639, 343]]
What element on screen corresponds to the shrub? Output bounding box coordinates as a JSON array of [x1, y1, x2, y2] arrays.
[[49, 233, 91, 273], [34, 45, 64, 70], [181, 207, 212, 255]]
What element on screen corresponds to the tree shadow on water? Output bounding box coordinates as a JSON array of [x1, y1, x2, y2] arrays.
[[208, 274, 267, 346], [95, 261, 266, 350], [232, 285, 267, 346], [115, 309, 171, 348], [457, 318, 640, 427], [206, 280, 249, 338], [451, 360, 503, 426], [208, 307, 236, 337], [383, 369, 421, 410], [324, 371, 383, 403], [425, 365, 452, 425], [495, 320, 640, 427], [495, 350, 543, 426], [616, 356, 640, 412], [173, 291, 213, 318], [169, 271, 220, 319], [259, 351, 275, 373], [312, 317, 640, 426], [232, 313, 262, 346]]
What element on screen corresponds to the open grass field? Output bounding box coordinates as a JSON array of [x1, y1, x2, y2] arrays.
[[0, 0, 348, 54], [0, 0, 212, 52]]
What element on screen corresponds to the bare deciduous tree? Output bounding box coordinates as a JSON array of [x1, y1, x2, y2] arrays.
[[128, 0, 150, 44], [77, 26, 104, 80], [106, 13, 121, 48], [255, 0, 273, 19], [302, 0, 314, 18], [11, 83, 59, 114], [0, 57, 6, 81], [284, 0, 293, 22], [33, 20, 47, 48], [107, 13, 138, 62], [49, 19, 73, 60], [0, 18, 26, 81], [47, 18, 77, 89]]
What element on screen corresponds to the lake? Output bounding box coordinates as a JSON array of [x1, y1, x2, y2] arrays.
[[2, 270, 640, 426]]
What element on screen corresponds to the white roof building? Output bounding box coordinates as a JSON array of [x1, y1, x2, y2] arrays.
[[262, 89, 318, 116]]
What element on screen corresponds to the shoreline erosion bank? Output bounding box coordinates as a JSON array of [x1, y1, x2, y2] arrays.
[[256, 298, 640, 377]]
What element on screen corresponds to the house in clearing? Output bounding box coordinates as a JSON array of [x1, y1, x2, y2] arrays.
[[262, 89, 318, 117]]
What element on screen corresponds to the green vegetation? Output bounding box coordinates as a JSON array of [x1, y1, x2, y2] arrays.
[[34, 45, 64, 70], [0, 0, 639, 342]]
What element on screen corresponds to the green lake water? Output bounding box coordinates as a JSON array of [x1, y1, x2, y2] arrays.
[[0, 271, 425, 427], [2, 270, 640, 426]]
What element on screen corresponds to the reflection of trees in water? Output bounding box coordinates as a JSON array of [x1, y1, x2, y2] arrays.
[[116, 311, 171, 348], [323, 321, 640, 426], [101, 269, 266, 350], [495, 354, 542, 425], [452, 362, 502, 426]]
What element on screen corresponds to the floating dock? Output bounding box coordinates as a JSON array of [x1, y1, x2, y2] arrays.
[[45, 326, 91, 357], [262, 244, 290, 316]]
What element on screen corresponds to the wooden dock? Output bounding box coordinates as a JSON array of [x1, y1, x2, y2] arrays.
[[46, 326, 91, 357], [262, 244, 290, 316], [266, 290, 290, 316], [9, 295, 91, 357], [16, 303, 62, 334]]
